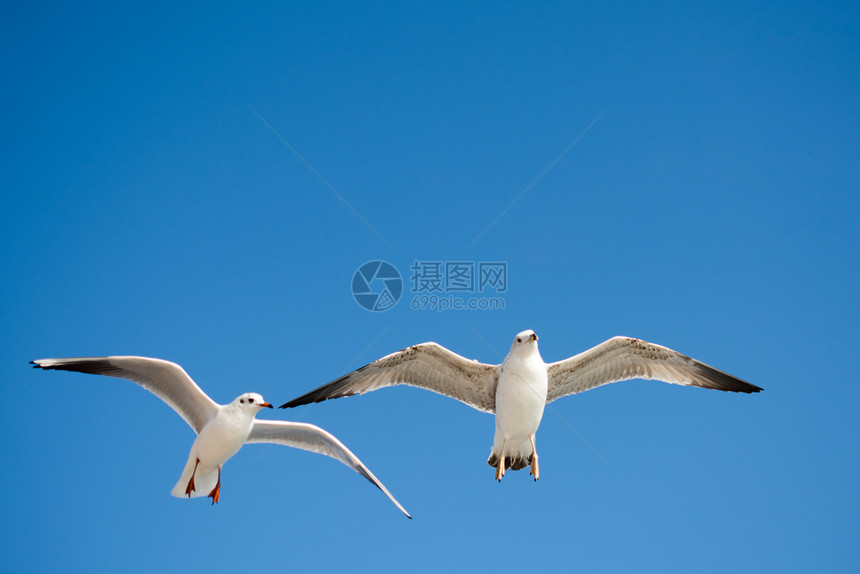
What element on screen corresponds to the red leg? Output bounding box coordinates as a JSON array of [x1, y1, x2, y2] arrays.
[[208, 465, 221, 505], [185, 458, 200, 497]]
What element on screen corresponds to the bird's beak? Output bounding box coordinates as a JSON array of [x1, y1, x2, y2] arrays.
[[260, 402, 273, 408], [529, 333, 538, 342]]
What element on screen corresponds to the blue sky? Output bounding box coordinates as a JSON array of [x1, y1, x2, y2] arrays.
[[3, 1, 859, 572]]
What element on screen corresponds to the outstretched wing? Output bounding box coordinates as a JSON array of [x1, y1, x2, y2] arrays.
[[546, 337, 761, 403], [31, 356, 220, 433], [280, 343, 499, 413], [247, 420, 411, 518]]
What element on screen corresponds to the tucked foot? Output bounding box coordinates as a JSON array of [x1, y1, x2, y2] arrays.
[[529, 435, 539, 481], [492, 439, 508, 482], [208, 466, 222, 505], [529, 454, 540, 481], [185, 458, 200, 497]]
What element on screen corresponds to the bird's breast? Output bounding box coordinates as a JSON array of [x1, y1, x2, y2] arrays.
[[495, 358, 548, 434], [193, 412, 255, 466]]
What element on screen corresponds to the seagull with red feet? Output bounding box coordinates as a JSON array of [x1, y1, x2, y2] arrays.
[[31, 356, 410, 517]]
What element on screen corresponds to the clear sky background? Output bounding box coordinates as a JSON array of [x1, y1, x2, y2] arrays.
[[3, 2, 858, 572]]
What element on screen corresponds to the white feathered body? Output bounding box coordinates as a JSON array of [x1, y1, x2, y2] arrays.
[[171, 405, 255, 498], [489, 345, 548, 470]]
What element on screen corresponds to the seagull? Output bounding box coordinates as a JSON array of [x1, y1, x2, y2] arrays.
[[31, 356, 410, 517], [281, 331, 762, 481]]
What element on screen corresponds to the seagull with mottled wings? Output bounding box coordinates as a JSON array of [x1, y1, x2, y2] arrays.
[[281, 331, 761, 481], [31, 356, 410, 517]]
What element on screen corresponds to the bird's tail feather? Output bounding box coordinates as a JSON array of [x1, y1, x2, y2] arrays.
[[170, 455, 219, 499], [487, 437, 533, 471]]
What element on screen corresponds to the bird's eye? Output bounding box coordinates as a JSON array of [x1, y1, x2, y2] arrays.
[[240, 399, 245, 404], [249, 397, 255, 403], [517, 338, 522, 343]]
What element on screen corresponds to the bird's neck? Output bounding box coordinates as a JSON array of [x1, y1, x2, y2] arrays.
[[507, 347, 543, 366], [223, 405, 257, 426]]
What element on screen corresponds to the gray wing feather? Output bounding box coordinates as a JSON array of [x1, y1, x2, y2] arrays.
[[31, 356, 220, 433], [546, 337, 762, 403], [280, 343, 499, 413], [247, 420, 411, 518]]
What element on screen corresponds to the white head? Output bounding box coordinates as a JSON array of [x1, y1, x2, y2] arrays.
[[509, 329, 540, 355], [231, 392, 273, 412]]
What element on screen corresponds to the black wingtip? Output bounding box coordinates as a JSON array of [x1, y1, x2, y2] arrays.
[[279, 393, 327, 409], [735, 381, 763, 393], [691, 361, 763, 394], [729, 382, 763, 394]]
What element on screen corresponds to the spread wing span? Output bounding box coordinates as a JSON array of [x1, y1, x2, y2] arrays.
[[280, 343, 500, 414], [546, 337, 761, 403], [32, 356, 220, 433]]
